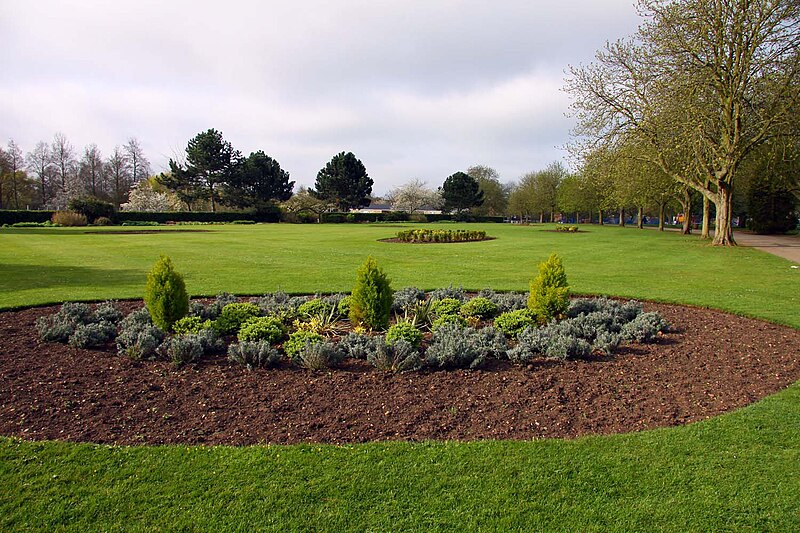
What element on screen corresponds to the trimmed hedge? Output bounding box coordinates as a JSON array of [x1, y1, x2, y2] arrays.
[[120, 209, 280, 224], [0, 210, 54, 224], [321, 212, 503, 223]]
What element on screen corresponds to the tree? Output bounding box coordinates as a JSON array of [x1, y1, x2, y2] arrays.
[[387, 179, 442, 214], [440, 171, 484, 213], [79, 144, 105, 198], [567, 0, 800, 245], [121, 179, 182, 212], [510, 163, 565, 222], [49, 132, 79, 206], [313, 152, 373, 210], [222, 151, 294, 212], [1, 140, 28, 209], [466, 165, 510, 216], [281, 187, 336, 223], [26, 141, 52, 207], [106, 146, 132, 207], [124, 138, 151, 185], [164, 129, 239, 212]]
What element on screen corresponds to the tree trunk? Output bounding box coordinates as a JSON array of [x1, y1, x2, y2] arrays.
[[712, 184, 736, 246], [681, 188, 692, 235], [598, 209, 604, 225], [575, 212, 579, 224], [637, 206, 644, 229], [701, 193, 710, 239], [618, 208, 625, 227], [539, 212, 544, 223], [658, 202, 665, 231]]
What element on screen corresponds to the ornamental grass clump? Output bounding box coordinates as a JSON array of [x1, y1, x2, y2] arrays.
[[528, 253, 570, 321], [349, 256, 393, 331], [144, 255, 189, 331]]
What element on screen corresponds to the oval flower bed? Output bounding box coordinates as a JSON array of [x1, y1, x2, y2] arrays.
[[389, 228, 492, 243]]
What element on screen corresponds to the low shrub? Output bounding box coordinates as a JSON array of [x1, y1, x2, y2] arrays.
[[237, 316, 285, 343], [368, 338, 421, 372], [92, 301, 124, 324], [431, 314, 467, 330], [51, 210, 87, 226], [116, 308, 165, 360], [494, 309, 539, 337], [509, 326, 592, 362], [35, 302, 94, 342], [620, 312, 670, 342], [297, 298, 332, 317], [228, 341, 282, 370], [430, 297, 462, 316], [460, 297, 499, 319], [68, 321, 117, 348], [395, 229, 488, 243], [349, 256, 393, 331], [213, 302, 261, 335], [93, 216, 113, 226], [336, 295, 351, 317], [68, 197, 116, 223], [479, 289, 528, 313], [230, 219, 256, 224], [295, 340, 345, 370], [339, 332, 379, 359], [555, 225, 579, 233], [252, 291, 299, 316], [144, 255, 189, 331], [385, 322, 423, 348], [283, 330, 324, 358], [158, 334, 205, 367], [425, 324, 507, 369], [172, 315, 212, 335], [392, 286, 425, 312], [528, 253, 570, 321], [121, 220, 160, 226], [428, 285, 466, 302]]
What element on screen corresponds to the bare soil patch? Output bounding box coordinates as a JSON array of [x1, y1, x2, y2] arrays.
[[1, 302, 798, 446]]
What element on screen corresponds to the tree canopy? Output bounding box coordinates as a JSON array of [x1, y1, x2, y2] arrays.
[[222, 151, 294, 212], [313, 152, 373, 210], [440, 171, 484, 213]]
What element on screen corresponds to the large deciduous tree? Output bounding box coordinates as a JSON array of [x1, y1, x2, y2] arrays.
[[440, 171, 484, 213], [26, 141, 52, 207], [222, 151, 294, 212], [388, 179, 442, 214], [163, 129, 239, 212], [106, 146, 132, 207], [313, 152, 373, 210], [466, 165, 510, 216], [124, 138, 151, 186], [79, 144, 105, 198], [566, 0, 800, 245], [49, 132, 79, 206]]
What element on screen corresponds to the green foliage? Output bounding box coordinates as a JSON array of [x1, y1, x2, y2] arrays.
[[295, 340, 345, 370], [395, 229, 488, 243], [313, 151, 373, 210], [555, 225, 579, 233], [222, 150, 295, 212], [227, 341, 282, 370], [283, 330, 324, 359], [494, 308, 539, 337], [349, 256, 393, 331], [158, 335, 204, 367], [115, 308, 165, 360], [746, 172, 798, 234], [237, 316, 285, 343], [441, 171, 484, 213], [460, 297, 499, 319], [67, 322, 117, 348], [385, 322, 423, 349], [425, 324, 506, 369], [336, 295, 351, 317], [367, 338, 421, 372], [297, 298, 332, 317], [51, 211, 87, 226], [93, 217, 113, 226], [67, 197, 116, 223], [528, 253, 570, 321], [213, 302, 261, 335], [430, 297, 462, 316], [144, 255, 190, 331], [339, 332, 379, 359], [431, 314, 467, 330], [172, 316, 212, 335]]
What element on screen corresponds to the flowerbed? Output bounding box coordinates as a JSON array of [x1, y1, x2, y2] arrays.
[[393, 228, 489, 243]]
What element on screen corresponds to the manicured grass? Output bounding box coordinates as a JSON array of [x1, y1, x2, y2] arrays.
[[1, 223, 797, 326], [1, 222, 799, 530]]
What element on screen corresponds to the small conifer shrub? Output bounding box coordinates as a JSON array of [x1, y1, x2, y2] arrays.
[[460, 297, 499, 319], [528, 253, 570, 321], [144, 255, 189, 331], [349, 256, 393, 331], [213, 302, 261, 335], [385, 322, 424, 349]]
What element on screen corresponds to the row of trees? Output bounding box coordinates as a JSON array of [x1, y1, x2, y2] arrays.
[[565, 0, 800, 245], [0, 134, 149, 209]]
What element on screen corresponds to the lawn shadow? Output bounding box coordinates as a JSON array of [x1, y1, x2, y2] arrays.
[[0, 263, 143, 293]]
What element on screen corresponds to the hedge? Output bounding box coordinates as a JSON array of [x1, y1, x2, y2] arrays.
[[320, 212, 504, 223], [119, 209, 280, 224], [0, 210, 54, 224]]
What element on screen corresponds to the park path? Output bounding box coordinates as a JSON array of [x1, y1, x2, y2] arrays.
[[731, 231, 800, 264]]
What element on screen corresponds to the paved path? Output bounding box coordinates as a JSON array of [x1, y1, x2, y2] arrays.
[[731, 231, 800, 264]]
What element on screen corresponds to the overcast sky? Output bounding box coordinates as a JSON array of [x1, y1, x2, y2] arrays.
[[0, 0, 641, 195]]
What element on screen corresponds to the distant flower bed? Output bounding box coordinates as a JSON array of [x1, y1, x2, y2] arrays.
[[555, 225, 579, 233], [395, 228, 489, 243]]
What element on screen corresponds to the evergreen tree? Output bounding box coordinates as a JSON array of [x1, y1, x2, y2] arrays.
[[440, 171, 484, 213], [222, 151, 294, 212], [313, 151, 373, 210]]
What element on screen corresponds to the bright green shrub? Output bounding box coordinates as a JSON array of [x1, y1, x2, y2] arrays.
[[431, 314, 467, 330], [173, 316, 212, 334], [494, 309, 539, 337], [283, 330, 324, 358], [213, 302, 261, 335], [385, 322, 423, 349], [349, 256, 393, 331], [297, 298, 332, 317], [430, 297, 462, 316], [144, 255, 190, 331], [528, 253, 570, 321], [237, 316, 285, 343], [460, 297, 499, 319], [337, 295, 352, 317]]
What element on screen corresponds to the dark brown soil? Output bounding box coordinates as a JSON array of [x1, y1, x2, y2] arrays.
[[1, 303, 798, 446], [379, 237, 496, 244]]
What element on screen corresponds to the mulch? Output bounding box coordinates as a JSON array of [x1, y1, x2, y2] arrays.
[[379, 237, 496, 244], [1, 302, 798, 446]]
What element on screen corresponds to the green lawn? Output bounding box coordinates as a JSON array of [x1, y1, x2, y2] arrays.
[[1, 222, 799, 531]]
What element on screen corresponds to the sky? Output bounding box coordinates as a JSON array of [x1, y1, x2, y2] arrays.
[[0, 0, 642, 195]]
